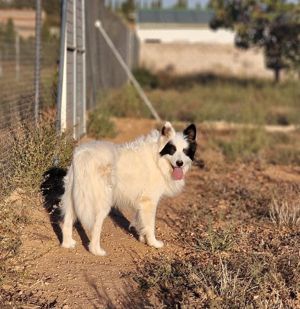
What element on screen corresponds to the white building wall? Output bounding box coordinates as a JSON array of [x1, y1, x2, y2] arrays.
[[136, 28, 235, 44]]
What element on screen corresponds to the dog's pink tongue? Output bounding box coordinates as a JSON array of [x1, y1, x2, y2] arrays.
[[172, 167, 184, 180]]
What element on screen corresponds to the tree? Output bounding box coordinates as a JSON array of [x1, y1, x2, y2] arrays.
[[209, 0, 300, 82], [4, 18, 15, 44], [121, 0, 136, 22], [175, 0, 188, 9]]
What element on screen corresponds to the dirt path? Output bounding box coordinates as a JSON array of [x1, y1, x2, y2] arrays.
[[20, 201, 183, 308], [14, 118, 300, 308]]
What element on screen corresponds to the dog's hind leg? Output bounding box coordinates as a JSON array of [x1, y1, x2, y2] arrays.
[[88, 183, 112, 256], [138, 200, 164, 249], [61, 168, 77, 249], [88, 205, 110, 256], [61, 205, 76, 248]]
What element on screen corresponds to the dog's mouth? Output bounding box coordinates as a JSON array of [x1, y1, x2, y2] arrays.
[[171, 165, 184, 181]]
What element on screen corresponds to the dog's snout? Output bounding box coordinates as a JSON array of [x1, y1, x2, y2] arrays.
[[176, 160, 183, 167]]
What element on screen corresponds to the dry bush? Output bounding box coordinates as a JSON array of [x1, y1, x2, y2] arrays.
[[131, 173, 299, 308], [134, 252, 299, 308], [270, 197, 300, 228], [1, 121, 74, 196]]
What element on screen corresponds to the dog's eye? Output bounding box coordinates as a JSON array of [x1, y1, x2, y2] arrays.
[[160, 142, 176, 156]]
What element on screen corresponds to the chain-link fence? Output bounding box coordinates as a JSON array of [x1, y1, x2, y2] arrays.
[[0, 3, 60, 177], [57, 0, 140, 137], [85, 0, 139, 109], [0, 0, 140, 178]]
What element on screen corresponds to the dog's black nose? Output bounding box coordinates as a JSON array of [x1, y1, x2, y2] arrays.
[[176, 160, 183, 167]]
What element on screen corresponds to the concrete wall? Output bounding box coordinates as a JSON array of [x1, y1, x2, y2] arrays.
[[140, 42, 273, 79], [137, 27, 235, 44]]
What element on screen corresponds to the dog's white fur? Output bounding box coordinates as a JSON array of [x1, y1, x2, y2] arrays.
[[61, 122, 194, 255]]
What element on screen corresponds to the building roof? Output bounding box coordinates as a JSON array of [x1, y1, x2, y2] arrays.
[[137, 9, 214, 25]]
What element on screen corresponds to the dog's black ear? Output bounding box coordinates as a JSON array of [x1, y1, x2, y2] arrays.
[[183, 124, 196, 141]]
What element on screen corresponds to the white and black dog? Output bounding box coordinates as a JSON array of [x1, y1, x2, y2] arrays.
[[61, 122, 197, 255]]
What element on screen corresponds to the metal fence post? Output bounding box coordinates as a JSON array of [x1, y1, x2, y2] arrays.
[[34, 0, 42, 124], [57, 0, 67, 134]]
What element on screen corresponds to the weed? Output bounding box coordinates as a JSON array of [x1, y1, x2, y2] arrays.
[[97, 73, 299, 128], [215, 128, 268, 162], [133, 67, 159, 89], [87, 107, 116, 139], [134, 251, 299, 308], [147, 74, 300, 125], [269, 197, 300, 228], [99, 84, 150, 118], [198, 227, 235, 253], [1, 121, 74, 195], [267, 147, 300, 165]]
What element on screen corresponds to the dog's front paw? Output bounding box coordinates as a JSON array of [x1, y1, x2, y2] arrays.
[[89, 245, 107, 256], [148, 239, 164, 249], [61, 239, 76, 249]]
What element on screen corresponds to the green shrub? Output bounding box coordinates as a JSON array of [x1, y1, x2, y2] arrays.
[[133, 67, 159, 89], [87, 108, 116, 139], [100, 85, 151, 118], [217, 128, 269, 162]]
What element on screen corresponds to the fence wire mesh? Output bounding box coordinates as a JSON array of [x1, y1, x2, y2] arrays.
[[85, 0, 139, 109], [0, 0, 140, 182], [0, 5, 60, 178]]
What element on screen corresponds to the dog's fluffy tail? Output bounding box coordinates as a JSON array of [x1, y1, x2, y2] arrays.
[[41, 167, 67, 217]]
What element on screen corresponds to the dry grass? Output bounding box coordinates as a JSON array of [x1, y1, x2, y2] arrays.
[[130, 161, 300, 308], [270, 197, 300, 228], [1, 121, 74, 196], [206, 128, 300, 164], [104, 72, 300, 126], [0, 120, 74, 306]]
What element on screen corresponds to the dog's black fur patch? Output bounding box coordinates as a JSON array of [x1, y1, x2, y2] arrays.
[[183, 141, 197, 161], [160, 142, 176, 156], [41, 167, 66, 214], [40, 167, 67, 243]]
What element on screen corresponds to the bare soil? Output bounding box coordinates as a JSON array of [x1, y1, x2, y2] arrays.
[[3, 118, 300, 308]]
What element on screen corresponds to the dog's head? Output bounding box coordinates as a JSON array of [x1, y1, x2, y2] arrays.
[[159, 122, 197, 181]]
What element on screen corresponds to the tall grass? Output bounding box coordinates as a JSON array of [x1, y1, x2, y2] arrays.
[[2, 122, 74, 195], [148, 78, 299, 125], [101, 71, 300, 126]]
